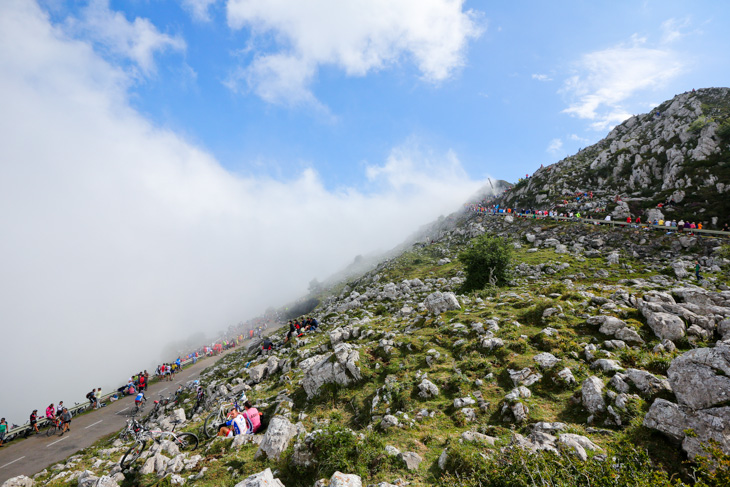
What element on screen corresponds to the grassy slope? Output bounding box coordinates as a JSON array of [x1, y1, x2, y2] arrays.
[[33, 217, 730, 487]]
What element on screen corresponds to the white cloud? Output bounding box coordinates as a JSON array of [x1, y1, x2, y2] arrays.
[[532, 73, 551, 81], [0, 0, 485, 424], [224, 0, 483, 106], [181, 0, 219, 22], [569, 133, 589, 143], [65, 0, 185, 75], [547, 138, 563, 154], [661, 17, 691, 44], [560, 37, 683, 131]]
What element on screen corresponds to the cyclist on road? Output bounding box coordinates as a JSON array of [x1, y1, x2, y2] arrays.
[[134, 391, 145, 408]]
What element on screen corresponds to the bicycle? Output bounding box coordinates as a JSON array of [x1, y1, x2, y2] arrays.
[[117, 418, 143, 442], [192, 389, 211, 415], [202, 393, 245, 439], [129, 396, 147, 416], [45, 418, 62, 437], [119, 421, 198, 470]]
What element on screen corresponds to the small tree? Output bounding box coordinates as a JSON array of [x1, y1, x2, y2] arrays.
[[459, 234, 512, 291]]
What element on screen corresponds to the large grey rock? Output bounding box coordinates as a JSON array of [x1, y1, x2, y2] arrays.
[[460, 431, 496, 445], [533, 352, 560, 370], [643, 310, 686, 341], [417, 378, 439, 398], [591, 359, 623, 373], [233, 468, 285, 487], [423, 292, 461, 314], [329, 472, 362, 487], [255, 416, 299, 460], [398, 451, 422, 471], [1, 476, 35, 487], [510, 431, 558, 455], [94, 477, 119, 487], [624, 369, 672, 396], [644, 399, 730, 460], [719, 318, 730, 339], [558, 434, 602, 461], [481, 337, 504, 350], [302, 343, 361, 398], [667, 344, 730, 410], [614, 327, 644, 344], [581, 376, 606, 414], [380, 415, 399, 429], [508, 368, 542, 387], [247, 363, 268, 383]]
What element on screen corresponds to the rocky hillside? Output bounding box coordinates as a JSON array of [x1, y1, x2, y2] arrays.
[[498, 87, 730, 226], [9, 211, 730, 487]]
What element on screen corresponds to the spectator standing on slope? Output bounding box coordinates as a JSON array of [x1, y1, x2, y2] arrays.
[[695, 261, 703, 282]]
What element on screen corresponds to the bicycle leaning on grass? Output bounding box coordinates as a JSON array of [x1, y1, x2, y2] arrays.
[[119, 419, 198, 470]]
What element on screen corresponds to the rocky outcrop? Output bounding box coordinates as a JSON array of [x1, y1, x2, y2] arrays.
[[301, 343, 361, 398], [1, 477, 35, 487], [255, 416, 301, 460], [644, 345, 730, 459], [581, 376, 606, 414], [423, 292, 460, 314], [234, 468, 285, 487]]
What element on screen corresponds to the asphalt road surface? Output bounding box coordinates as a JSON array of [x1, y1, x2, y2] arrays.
[[0, 347, 239, 483]]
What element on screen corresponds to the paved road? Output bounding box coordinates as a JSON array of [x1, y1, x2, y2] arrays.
[[0, 347, 240, 483]]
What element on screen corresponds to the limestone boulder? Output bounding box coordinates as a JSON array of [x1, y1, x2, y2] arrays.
[[667, 344, 730, 410], [581, 376, 606, 414], [301, 343, 361, 398], [423, 292, 461, 315], [233, 468, 285, 487], [329, 472, 362, 487], [1, 476, 35, 487], [255, 416, 300, 460], [644, 399, 730, 460], [417, 379, 439, 398]]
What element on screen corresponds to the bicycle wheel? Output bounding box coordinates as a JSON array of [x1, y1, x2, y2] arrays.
[[203, 412, 221, 439], [173, 432, 198, 451], [120, 440, 147, 469], [46, 424, 57, 437], [129, 405, 139, 416]]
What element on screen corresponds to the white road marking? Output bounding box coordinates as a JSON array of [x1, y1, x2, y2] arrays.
[[0, 456, 26, 469], [159, 387, 168, 393], [116, 407, 129, 414], [47, 437, 68, 447], [85, 420, 103, 429]]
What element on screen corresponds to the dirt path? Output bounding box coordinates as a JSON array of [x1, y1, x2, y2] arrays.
[[0, 346, 240, 483]]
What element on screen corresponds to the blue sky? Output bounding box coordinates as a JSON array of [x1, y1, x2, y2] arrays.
[[38, 0, 730, 186], [0, 0, 728, 422]]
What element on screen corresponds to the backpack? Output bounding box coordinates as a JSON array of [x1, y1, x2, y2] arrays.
[[86, 391, 94, 400]]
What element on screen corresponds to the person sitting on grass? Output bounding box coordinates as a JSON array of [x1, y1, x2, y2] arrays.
[[217, 409, 247, 437], [242, 401, 262, 434]]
